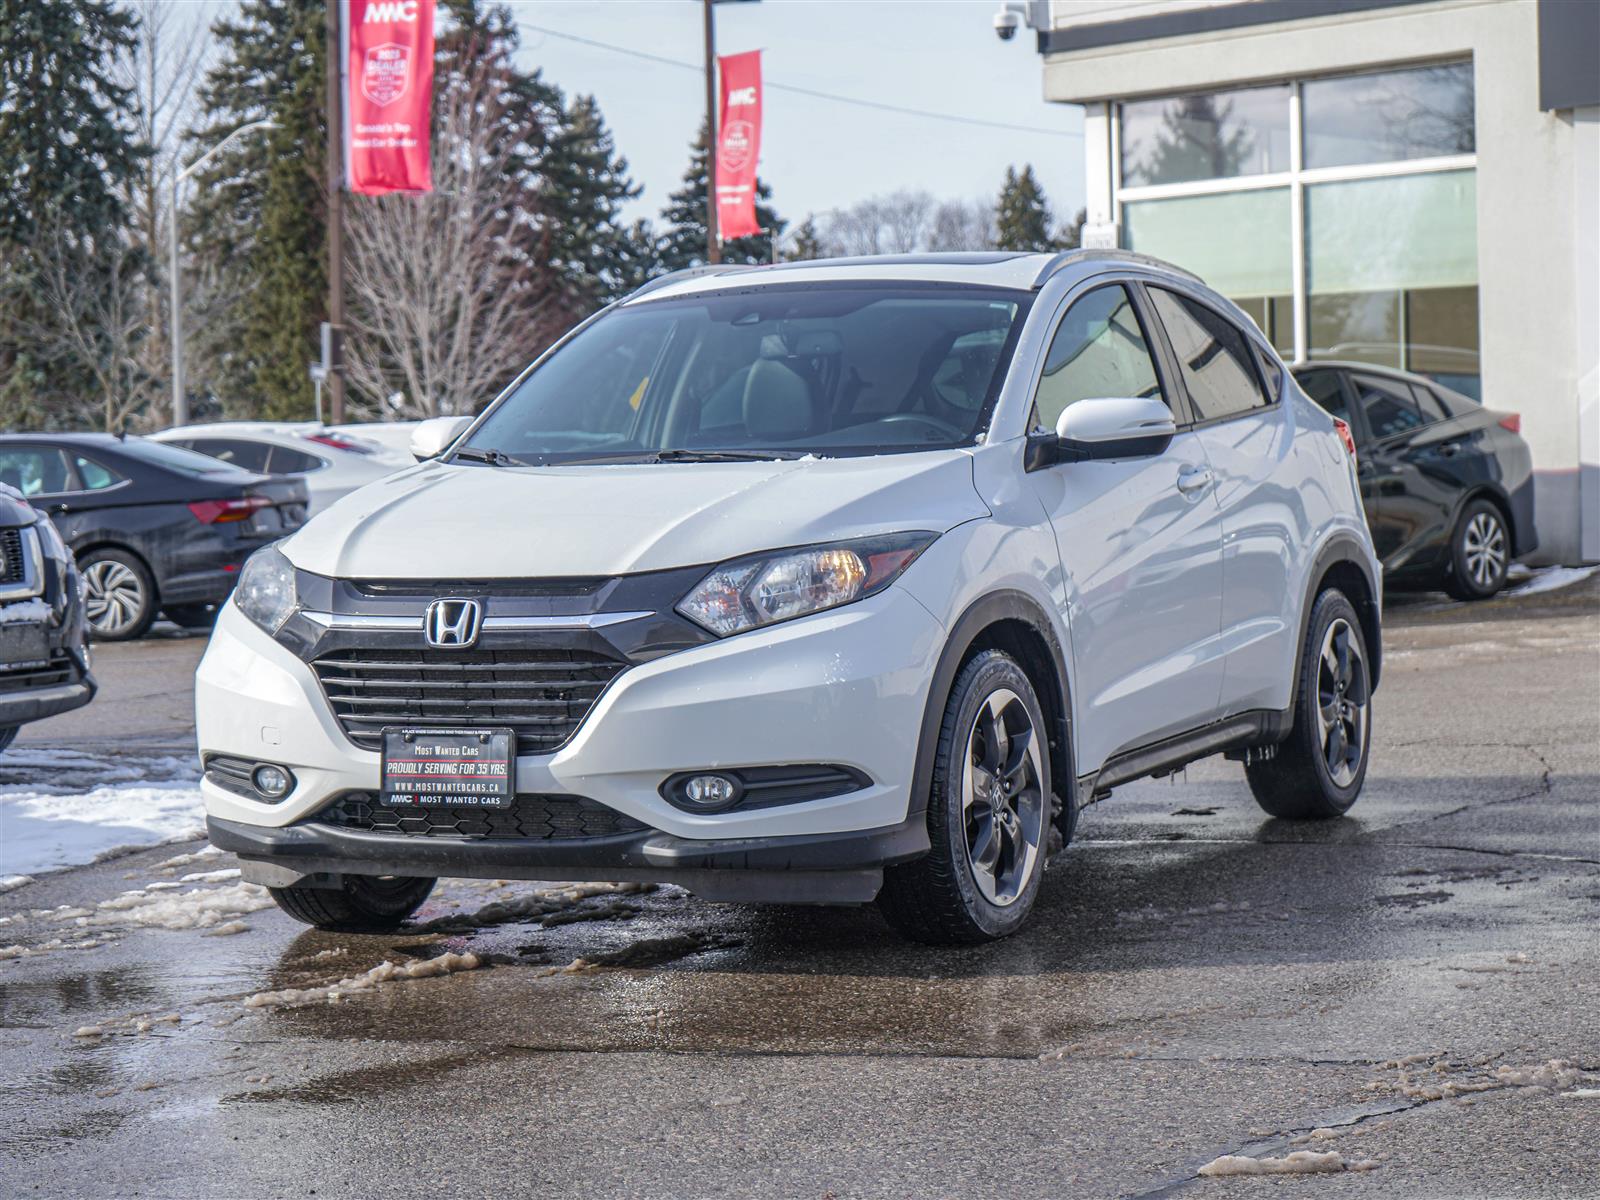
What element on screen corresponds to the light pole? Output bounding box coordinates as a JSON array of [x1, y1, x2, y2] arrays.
[[167, 118, 275, 428]]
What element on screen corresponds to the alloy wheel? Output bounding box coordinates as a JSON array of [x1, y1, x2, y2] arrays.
[[1314, 617, 1370, 788], [1462, 511, 1507, 591], [82, 558, 146, 637], [961, 687, 1044, 907]]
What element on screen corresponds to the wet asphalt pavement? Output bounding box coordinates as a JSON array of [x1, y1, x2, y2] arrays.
[[1, 581, 1597, 1198]]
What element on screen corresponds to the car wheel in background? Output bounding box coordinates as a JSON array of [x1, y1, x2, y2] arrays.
[[79, 548, 157, 641], [878, 649, 1050, 944], [1246, 589, 1372, 820], [268, 875, 438, 932], [162, 603, 218, 630], [1445, 499, 1510, 600]]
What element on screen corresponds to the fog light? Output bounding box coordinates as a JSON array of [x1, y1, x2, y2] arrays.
[[251, 763, 294, 800], [683, 774, 738, 809]]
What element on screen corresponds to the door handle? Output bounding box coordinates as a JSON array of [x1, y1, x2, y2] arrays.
[[1176, 465, 1214, 495], [1435, 441, 1462, 457]]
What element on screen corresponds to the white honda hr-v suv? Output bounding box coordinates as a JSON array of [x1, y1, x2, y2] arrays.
[[198, 251, 1381, 943]]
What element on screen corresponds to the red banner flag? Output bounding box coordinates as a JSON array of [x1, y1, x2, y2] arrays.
[[715, 50, 763, 240], [344, 0, 435, 195]]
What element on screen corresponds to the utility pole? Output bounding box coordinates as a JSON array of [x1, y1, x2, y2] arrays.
[[702, 0, 720, 264], [325, 0, 347, 422]]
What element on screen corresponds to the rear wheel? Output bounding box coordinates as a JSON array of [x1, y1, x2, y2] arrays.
[[268, 875, 437, 932], [878, 650, 1049, 944], [1445, 499, 1509, 600], [79, 548, 156, 641], [1246, 589, 1371, 819]]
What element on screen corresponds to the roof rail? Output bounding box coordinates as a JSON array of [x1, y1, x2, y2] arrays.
[[625, 263, 758, 301], [1031, 248, 1203, 289]]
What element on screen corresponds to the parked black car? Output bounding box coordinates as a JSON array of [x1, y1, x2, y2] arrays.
[[0, 435, 308, 640], [1292, 362, 1535, 599], [0, 483, 94, 750]]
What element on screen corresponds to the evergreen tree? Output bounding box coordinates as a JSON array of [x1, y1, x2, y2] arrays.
[[1140, 95, 1252, 186], [787, 216, 823, 261], [994, 165, 1054, 253], [656, 122, 783, 271], [1057, 206, 1087, 252], [187, 0, 327, 420]]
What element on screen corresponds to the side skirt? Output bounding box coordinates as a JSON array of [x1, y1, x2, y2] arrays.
[[1074, 708, 1291, 809]]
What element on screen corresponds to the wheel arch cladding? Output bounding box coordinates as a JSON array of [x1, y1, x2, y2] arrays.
[[1302, 537, 1382, 693], [910, 591, 1074, 843]]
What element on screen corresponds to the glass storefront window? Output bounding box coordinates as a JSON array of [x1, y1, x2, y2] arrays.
[[1120, 84, 1290, 187], [1303, 62, 1474, 169], [1122, 189, 1293, 354]]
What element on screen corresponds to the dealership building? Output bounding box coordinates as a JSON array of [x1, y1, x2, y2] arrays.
[[1026, 0, 1598, 563]]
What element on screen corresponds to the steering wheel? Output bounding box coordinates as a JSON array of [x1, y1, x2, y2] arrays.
[[874, 413, 967, 441]]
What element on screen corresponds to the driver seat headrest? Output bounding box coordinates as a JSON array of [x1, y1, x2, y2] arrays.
[[743, 358, 815, 440]]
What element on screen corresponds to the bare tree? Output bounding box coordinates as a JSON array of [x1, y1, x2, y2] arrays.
[[343, 53, 558, 418], [929, 199, 995, 251], [818, 191, 994, 256]]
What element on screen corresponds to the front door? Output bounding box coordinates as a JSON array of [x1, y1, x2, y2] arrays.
[[1023, 282, 1226, 776]]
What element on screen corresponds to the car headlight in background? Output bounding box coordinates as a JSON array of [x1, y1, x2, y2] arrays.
[[233, 543, 298, 634], [677, 532, 937, 637]]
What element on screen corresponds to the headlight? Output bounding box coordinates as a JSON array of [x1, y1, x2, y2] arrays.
[[233, 544, 297, 633], [677, 532, 936, 637]]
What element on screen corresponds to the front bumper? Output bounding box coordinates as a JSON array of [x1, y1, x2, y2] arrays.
[[196, 586, 945, 875], [0, 675, 94, 727]]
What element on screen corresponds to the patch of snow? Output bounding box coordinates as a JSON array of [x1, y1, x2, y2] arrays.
[[178, 868, 240, 884], [0, 875, 35, 894], [1494, 1060, 1586, 1090], [153, 847, 221, 871], [200, 920, 250, 937], [1563, 1089, 1600, 1099], [1198, 1151, 1374, 1177], [1507, 565, 1599, 597], [0, 598, 52, 626], [1, 935, 116, 961], [71, 1025, 104, 1039], [243, 951, 483, 1010], [0, 780, 203, 876], [80, 882, 273, 931]]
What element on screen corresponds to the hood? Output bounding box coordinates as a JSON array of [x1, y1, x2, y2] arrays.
[[0, 483, 37, 529], [283, 451, 987, 579]]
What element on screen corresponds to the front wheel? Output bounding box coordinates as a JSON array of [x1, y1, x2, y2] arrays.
[[1445, 499, 1510, 600], [269, 875, 437, 932], [1246, 589, 1372, 819], [878, 650, 1050, 944]]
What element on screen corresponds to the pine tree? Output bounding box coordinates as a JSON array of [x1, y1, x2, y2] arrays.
[[656, 122, 784, 272], [787, 216, 823, 261], [187, 0, 327, 420], [1140, 95, 1252, 185], [994, 165, 1054, 253]]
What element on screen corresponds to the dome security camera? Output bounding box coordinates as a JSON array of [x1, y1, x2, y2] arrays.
[[993, 8, 1020, 40]]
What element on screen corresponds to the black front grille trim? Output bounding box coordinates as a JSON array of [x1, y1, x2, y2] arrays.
[[312, 790, 649, 840], [311, 646, 628, 755], [203, 754, 258, 799], [0, 528, 23, 584], [350, 578, 608, 598]]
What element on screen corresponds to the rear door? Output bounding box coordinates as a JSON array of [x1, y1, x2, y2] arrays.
[[1023, 281, 1226, 773], [1144, 286, 1301, 716], [1347, 371, 1463, 568]]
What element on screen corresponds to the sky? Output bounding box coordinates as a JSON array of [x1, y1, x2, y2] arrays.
[[503, 0, 1087, 227]]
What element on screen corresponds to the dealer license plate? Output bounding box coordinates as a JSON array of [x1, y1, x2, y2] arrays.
[[380, 728, 514, 807], [0, 624, 50, 669]]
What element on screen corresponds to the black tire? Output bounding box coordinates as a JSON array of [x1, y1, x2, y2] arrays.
[[1444, 498, 1510, 600], [162, 603, 217, 629], [1246, 590, 1372, 820], [0, 726, 18, 755], [878, 650, 1051, 944], [78, 547, 157, 641], [268, 874, 437, 932]]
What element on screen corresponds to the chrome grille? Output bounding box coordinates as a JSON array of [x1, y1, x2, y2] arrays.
[[310, 647, 627, 755]]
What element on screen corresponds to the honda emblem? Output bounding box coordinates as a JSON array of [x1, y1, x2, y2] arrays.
[[424, 598, 482, 648]]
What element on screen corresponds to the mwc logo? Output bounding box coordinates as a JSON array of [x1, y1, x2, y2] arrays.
[[364, 0, 418, 22], [727, 86, 758, 108]]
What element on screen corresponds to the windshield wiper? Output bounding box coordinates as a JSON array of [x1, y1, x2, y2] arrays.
[[451, 446, 520, 467], [649, 448, 802, 463]]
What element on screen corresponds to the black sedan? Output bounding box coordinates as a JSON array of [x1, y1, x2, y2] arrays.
[[0, 435, 308, 640], [0, 483, 94, 749], [1292, 362, 1535, 599]]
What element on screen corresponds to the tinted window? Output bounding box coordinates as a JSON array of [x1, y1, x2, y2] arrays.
[[1409, 383, 1452, 424], [1303, 63, 1474, 169], [1351, 372, 1428, 439], [72, 455, 124, 490], [1148, 288, 1269, 421], [186, 438, 271, 473], [0, 448, 73, 496], [1255, 346, 1284, 399], [1032, 285, 1165, 433], [1297, 370, 1350, 422], [1120, 84, 1290, 186], [267, 446, 324, 474], [115, 438, 248, 476], [465, 286, 1030, 463]]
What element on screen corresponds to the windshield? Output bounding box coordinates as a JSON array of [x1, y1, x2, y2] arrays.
[[461, 284, 1032, 464]]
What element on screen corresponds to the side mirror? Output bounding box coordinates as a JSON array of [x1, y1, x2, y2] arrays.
[[410, 415, 473, 462], [1026, 396, 1176, 469]]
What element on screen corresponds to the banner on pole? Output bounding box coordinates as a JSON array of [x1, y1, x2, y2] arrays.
[[344, 0, 435, 195], [715, 50, 763, 240]]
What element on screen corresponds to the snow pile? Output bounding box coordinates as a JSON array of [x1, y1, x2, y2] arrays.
[[1, 934, 117, 961], [1494, 1060, 1587, 1091], [0, 875, 34, 894], [74, 881, 274, 932], [243, 951, 483, 1010], [0, 777, 203, 877], [1507, 564, 1599, 597], [152, 848, 222, 871], [1562, 1089, 1600, 1100], [1371, 1052, 1595, 1101], [1198, 1152, 1377, 1177], [0, 598, 52, 626]]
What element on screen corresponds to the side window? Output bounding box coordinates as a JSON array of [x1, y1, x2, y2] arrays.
[[1031, 284, 1165, 433], [266, 446, 324, 474], [1148, 288, 1270, 422], [1296, 370, 1351, 423], [0, 447, 73, 496], [72, 455, 124, 490], [1409, 383, 1452, 424], [187, 438, 271, 473], [1255, 345, 1284, 400], [1351, 372, 1426, 439]]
